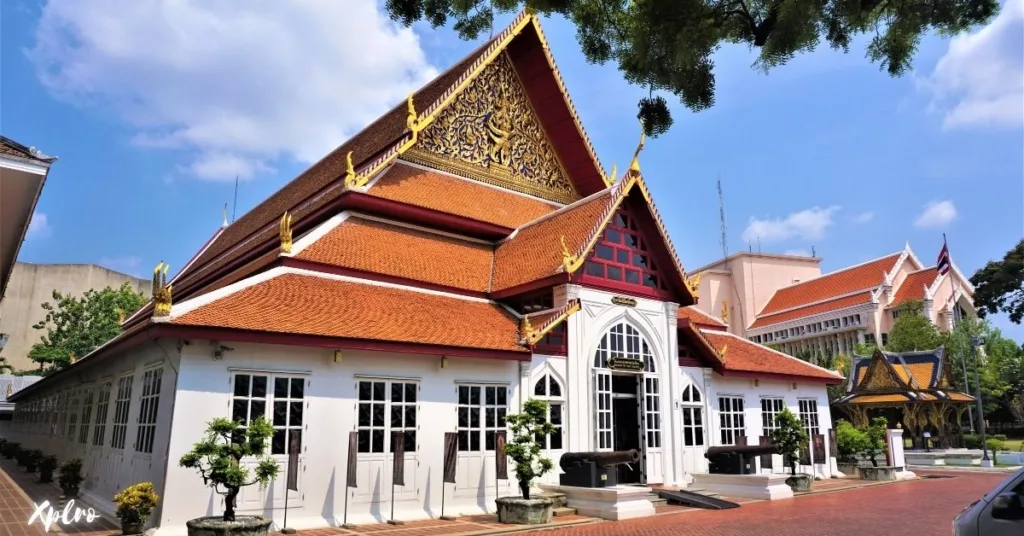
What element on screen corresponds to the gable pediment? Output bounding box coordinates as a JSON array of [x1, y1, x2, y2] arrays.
[[857, 351, 910, 392], [405, 52, 579, 205]]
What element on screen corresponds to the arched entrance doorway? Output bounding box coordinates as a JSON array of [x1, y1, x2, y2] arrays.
[[593, 322, 662, 484]]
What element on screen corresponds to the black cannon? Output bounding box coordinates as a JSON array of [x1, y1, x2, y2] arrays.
[[559, 450, 641, 488], [705, 444, 780, 475]]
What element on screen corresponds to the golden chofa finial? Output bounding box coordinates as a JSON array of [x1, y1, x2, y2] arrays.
[[720, 344, 728, 359], [152, 261, 172, 317], [559, 235, 578, 271], [602, 163, 617, 188], [5, 384, 12, 398], [406, 93, 419, 132], [721, 299, 730, 324], [629, 117, 646, 173], [342, 151, 370, 189], [279, 211, 293, 254], [520, 314, 536, 341], [684, 271, 702, 298]]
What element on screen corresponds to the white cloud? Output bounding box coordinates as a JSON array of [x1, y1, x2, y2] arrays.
[[784, 249, 811, 257], [742, 206, 840, 244], [921, 0, 1024, 130], [98, 256, 144, 278], [914, 200, 958, 228], [28, 0, 440, 181], [853, 211, 874, 224], [26, 212, 51, 238]]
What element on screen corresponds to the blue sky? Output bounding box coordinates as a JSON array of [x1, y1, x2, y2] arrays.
[[3, 0, 1023, 340]]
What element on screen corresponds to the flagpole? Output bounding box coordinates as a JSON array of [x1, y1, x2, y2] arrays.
[[944, 234, 974, 435]]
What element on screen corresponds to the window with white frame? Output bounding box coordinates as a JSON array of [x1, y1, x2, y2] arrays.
[[78, 390, 94, 444], [644, 376, 661, 448], [110, 375, 134, 449], [135, 368, 163, 454], [67, 391, 79, 440], [457, 385, 507, 452], [718, 396, 746, 446], [680, 382, 704, 447], [761, 397, 785, 432], [92, 381, 112, 446], [356, 380, 418, 454], [798, 399, 820, 437], [231, 373, 306, 455], [533, 374, 564, 450]]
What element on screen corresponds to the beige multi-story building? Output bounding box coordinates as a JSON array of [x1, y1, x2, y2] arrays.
[[0, 262, 149, 371], [692, 243, 975, 357]]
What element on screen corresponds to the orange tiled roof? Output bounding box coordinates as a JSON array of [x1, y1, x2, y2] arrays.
[[749, 291, 874, 329], [757, 253, 900, 317], [845, 394, 911, 404], [296, 217, 494, 292], [701, 330, 844, 382], [367, 163, 558, 229], [679, 307, 727, 330], [492, 190, 615, 291], [172, 272, 526, 353], [889, 267, 937, 308]]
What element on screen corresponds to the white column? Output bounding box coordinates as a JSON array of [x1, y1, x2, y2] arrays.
[[664, 302, 682, 486]]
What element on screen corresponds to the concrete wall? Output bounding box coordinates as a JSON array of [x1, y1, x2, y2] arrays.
[[0, 262, 149, 370]]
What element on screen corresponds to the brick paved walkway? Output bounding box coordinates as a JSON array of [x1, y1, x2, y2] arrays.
[[0, 458, 118, 536], [520, 471, 1008, 536]]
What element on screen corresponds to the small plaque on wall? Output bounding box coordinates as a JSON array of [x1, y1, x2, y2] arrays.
[[611, 296, 638, 307], [608, 356, 644, 372]]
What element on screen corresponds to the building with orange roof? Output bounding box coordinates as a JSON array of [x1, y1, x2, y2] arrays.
[[691, 243, 976, 357], [6, 13, 844, 532]]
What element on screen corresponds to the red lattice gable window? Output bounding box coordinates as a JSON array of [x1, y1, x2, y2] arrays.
[[534, 323, 567, 356], [579, 205, 671, 297]]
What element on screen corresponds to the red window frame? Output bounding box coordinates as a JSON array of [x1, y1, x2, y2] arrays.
[[578, 206, 673, 299]]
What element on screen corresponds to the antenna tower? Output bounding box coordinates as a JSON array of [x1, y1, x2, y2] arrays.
[[717, 177, 728, 258]]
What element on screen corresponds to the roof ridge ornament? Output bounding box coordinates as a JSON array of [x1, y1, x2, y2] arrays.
[[152, 262, 172, 318], [559, 235, 579, 272], [602, 163, 617, 188], [684, 271, 702, 298], [721, 299, 729, 324], [279, 212, 293, 254], [629, 118, 646, 173]]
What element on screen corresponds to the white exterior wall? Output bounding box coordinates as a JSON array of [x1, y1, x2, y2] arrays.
[[7, 340, 180, 518], [158, 341, 523, 535], [706, 375, 836, 478]]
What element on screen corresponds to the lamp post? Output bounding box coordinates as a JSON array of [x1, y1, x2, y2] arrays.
[[971, 336, 991, 465]]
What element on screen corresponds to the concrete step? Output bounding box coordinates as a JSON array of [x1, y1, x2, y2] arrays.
[[552, 507, 577, 517], [646, 493, 668, 506]]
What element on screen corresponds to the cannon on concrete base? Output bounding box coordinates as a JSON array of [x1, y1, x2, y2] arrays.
[[705, 444, 780, 475], [558, 450, 641, 488]]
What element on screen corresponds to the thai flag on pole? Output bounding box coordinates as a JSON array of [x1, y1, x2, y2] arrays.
[[937, 235, 951, 276]]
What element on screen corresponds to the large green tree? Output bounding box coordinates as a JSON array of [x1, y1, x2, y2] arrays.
[[943, 316, 1021, 419], [28, 282, 146, 374], [885, 300, 942, 352], [384, 0, 999, 136], [970, 239, 1024, 324]]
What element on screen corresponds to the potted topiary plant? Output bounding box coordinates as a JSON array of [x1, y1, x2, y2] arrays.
[[59, 458, 84, 497], [24, 449, 43, 473], [39, 455, 58, 483], [857, 418, 895, 480], [114, 482, 160, 535], [835, 420, 869, 477], [494, 399, 556, 525], [769, 408, 811, 492], [178, 416, 278, 536]]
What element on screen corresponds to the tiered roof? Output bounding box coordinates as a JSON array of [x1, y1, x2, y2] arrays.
[[12, 12, 849, 402], [838, 348, 974, 405]]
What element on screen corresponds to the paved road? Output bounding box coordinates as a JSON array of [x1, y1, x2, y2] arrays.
[[526, 471, 1008, 536]]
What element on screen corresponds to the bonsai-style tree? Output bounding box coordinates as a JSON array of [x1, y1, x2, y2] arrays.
[[769, 408, 808, 475], [502, 399, 555, 500], [859, 417, 889, 467], [178, 416, 279, 521], [835, 420, 869, 464]]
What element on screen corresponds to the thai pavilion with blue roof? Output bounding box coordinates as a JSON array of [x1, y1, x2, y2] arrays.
[[837, 347, 974, 449]]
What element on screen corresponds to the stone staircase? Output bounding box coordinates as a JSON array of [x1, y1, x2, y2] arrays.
[[647, 491, 667, 507], [540, 491, 578, 517]]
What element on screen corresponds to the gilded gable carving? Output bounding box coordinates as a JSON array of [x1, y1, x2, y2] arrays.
[[858, 352, 907, 392], [406, 53, 579, 204]]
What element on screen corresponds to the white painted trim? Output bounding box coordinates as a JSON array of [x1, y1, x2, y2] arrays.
[[169, 265, 499, 320], [0, 154, 49, 175], [357, 161, 398, 191], [904, 245, 925, 272], [391, 159, 564, 209], [288, 212, 353, 256], [710, 330, 844, 379], [168, 228, 225, 285], [352, 212, 494, 245], [948, 260, 976, 293], [227, 367, 313, 375], [353, 374, 422, 381]]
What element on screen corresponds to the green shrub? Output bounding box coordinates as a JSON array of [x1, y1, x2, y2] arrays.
[[991, 434, 1008, 442], [835, 420, 869, 464], [859, 418, 888, 467], [963, 434, 982, 449], [770, 408, 808, 474], [987, 438, 1006, 452], [502, 399, 556, 499]]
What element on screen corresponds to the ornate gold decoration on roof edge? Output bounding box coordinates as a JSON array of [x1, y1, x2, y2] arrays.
[[684, 271, 702, 298], [279, 212, 293, 254], [410, 52, 578, 205], [629, 118, 646, 173], [721, 299, 729, 324], [602, 163, 617, 188], [521, 300, 581, 346], [152, 262, 172, 317]]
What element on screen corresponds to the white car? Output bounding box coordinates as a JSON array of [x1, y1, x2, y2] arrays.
[[953, 466, 1024, 535]]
